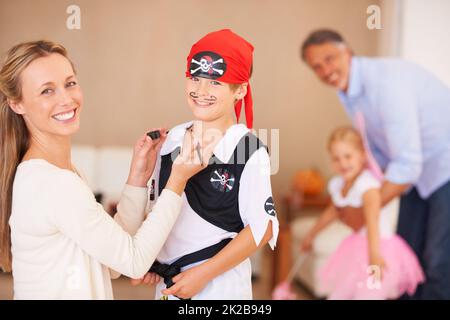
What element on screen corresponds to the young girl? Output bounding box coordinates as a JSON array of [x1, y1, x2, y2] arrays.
[[144, 29, 279, 299], [0, 40, 203, 299], [301, 126, 424, 299]]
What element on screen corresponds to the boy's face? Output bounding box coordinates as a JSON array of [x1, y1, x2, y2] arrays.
[[185, 76, 244, 123]]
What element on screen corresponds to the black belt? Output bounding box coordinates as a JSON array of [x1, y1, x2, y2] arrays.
[[149, 238, 232, 297]]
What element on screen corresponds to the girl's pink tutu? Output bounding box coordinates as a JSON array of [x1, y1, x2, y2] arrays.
[[319, 233, 425, 299]]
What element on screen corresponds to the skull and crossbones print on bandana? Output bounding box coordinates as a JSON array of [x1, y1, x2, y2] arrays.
[[186, 29, 254, 129]]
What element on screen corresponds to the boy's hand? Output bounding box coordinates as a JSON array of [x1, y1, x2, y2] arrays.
[[161, 264, 209, 299], [130, 272, 161, 286]]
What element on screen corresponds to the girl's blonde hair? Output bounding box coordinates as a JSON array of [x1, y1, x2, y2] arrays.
[[327, 126, 365, 152], [0, 40, 74, 272]]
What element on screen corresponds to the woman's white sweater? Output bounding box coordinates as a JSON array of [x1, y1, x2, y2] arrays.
[[9, 159, 181, 299]]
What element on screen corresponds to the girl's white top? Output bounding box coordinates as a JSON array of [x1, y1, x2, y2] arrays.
[[328, 169, 394, 237]]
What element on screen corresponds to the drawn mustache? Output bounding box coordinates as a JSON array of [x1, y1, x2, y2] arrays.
[[189, 92, 217, 102]]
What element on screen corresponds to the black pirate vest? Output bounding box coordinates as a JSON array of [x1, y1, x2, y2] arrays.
[[149, 132, 267, 297], [158, 132, 267, 233]]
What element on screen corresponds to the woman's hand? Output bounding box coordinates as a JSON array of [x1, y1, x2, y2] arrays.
[[165, 130, 213, 195], [161, 264, 209, 299], [127, 128, 167, 187], [130, 272, 161, 287]]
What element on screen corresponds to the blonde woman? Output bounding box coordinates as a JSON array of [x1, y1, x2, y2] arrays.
[[0, 40, 206, 299]]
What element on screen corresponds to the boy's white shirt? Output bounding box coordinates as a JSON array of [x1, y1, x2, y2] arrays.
[[148, 121, 279, 299]]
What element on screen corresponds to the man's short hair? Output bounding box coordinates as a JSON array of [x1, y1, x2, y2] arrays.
[[301, 29, 346, 60]]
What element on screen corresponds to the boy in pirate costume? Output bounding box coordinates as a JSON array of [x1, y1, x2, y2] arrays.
[[147, 29, 279, 299]]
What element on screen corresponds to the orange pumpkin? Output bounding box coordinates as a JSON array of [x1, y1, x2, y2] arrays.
[[292, 169, 325, 196]]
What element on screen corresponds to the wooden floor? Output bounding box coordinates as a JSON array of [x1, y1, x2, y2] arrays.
[[0, 250, 313, 300]]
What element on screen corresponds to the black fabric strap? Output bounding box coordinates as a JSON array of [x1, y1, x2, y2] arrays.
[[149, 238, 232, 297]]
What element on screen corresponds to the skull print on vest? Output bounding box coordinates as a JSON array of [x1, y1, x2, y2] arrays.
[[158, 133, 267, 233]]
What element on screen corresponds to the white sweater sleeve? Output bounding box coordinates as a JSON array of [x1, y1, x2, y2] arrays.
[[114, 185, 148, 235], [110, 184, 148, 279], [47, 171, 182, 279]]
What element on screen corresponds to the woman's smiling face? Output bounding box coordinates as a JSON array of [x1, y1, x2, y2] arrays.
[[11, 53, 83, 138]]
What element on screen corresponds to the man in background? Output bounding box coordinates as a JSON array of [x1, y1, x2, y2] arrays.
[[301, 29, 450, 299]]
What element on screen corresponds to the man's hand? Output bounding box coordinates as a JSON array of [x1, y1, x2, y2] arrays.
[[336, 206, 365, 231]]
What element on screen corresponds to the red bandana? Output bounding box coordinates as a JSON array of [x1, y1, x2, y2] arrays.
[[186, 29, 254, 129]]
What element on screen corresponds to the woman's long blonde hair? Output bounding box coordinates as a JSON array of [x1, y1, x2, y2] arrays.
[[0, 40, 73, 272]]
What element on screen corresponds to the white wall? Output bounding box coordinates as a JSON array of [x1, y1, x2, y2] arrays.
[[377, 0, 402, 56], [399, 0, 450, 86]]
